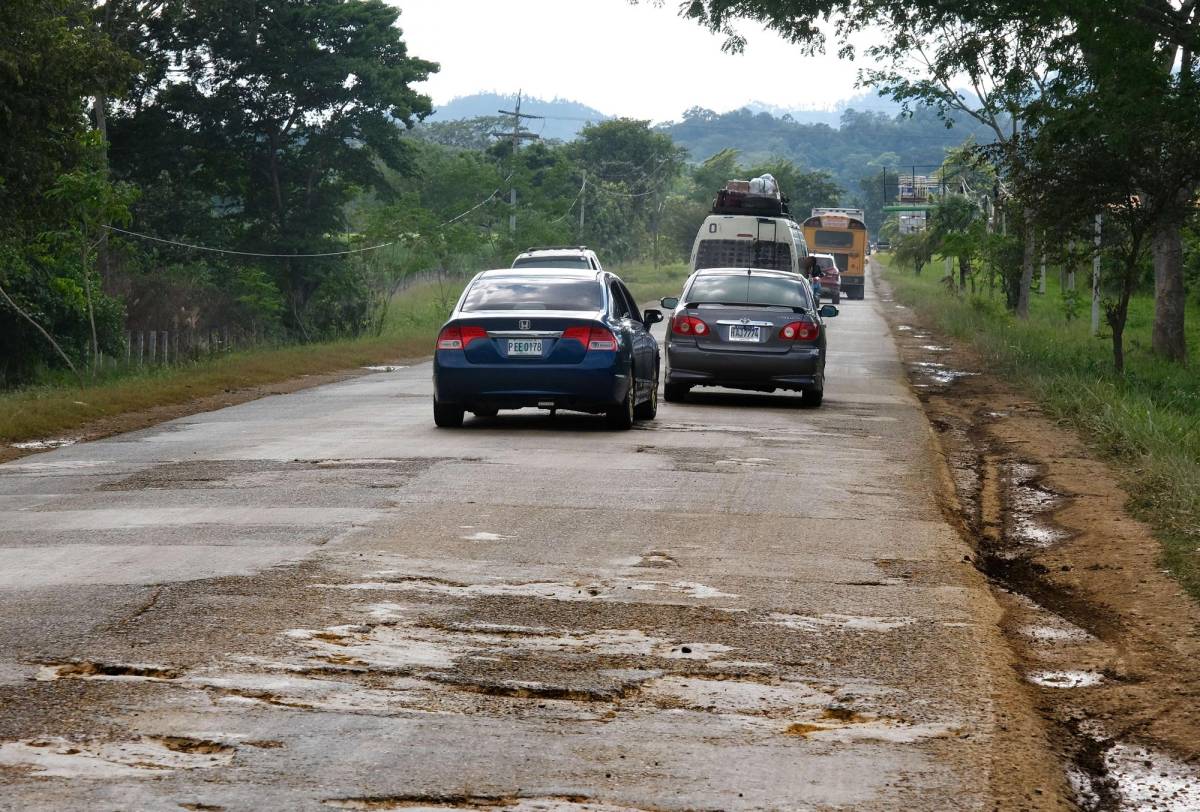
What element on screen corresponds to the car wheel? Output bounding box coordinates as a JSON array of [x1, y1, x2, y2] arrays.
[[800, 386, 824, 408], [433, 399, 464, 428], [606, 376, 636, 430], [472, 407, 498, 418], [664, 382, 689, 403], [634, 370, 658, 420]]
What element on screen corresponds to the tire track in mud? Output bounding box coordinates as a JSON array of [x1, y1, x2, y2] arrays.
[[878, 272, 1200, 811]]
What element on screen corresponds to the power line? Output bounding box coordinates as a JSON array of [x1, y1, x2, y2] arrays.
[[103, 174, 514, 259]]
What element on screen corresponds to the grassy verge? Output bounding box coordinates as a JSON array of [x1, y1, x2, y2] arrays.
[[0, 277, 468, 445], [877, 254, 1200, 598], [618, 260, 690, 304]]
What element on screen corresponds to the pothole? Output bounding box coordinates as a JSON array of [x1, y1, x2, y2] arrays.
[[322, 796, 641, 811], [1026, 670, 1105, 689], [320, 576, 737, 603], [761, 613, 916, 633], [0, 735, 235, 778], [34, 661, 181, 682]]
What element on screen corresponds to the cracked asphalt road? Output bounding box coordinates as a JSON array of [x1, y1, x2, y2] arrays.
[[0, 285, 1055, 810]]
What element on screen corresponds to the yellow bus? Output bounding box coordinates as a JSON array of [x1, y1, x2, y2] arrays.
[[802, 208, 868, 300]]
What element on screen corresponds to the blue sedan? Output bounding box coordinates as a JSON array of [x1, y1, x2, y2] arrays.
[[432, 268, 662, 429]]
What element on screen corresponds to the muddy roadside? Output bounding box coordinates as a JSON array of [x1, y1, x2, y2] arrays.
[[0, 360, 425, 466], [873, 268, 1200, 809]]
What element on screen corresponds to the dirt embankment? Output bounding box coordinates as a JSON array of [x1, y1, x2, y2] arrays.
[[875, 271, 1200, 810]]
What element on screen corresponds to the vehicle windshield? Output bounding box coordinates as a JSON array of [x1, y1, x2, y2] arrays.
[[512, 256, 592, 270], [685, 274, 812, 310], [462, 277, 603, 311], [816, 257, 837, 271]]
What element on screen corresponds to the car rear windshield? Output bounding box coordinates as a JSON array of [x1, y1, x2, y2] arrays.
[[685, 274, 812, 309], [511, 256, 592, 269], [694, 239, 792, 272], [462, 277, 603, 311], [814, 230, 854, 248], [816, 257, 837, 270]]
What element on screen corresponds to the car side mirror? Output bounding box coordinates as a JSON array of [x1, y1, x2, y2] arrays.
[[660, 297, 679, 310], [819, 304, 839, 318], [643, 309, 664, 328]]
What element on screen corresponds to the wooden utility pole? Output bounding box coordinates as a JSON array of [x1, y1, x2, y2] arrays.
[[492, 92, 542, 236], [579, 170, 587, 235]]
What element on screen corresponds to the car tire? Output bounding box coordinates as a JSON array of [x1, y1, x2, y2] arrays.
[[472, 407, 498, 418], [433, 400, 464, 428], [800, 386, 824, 408], [606, 376, 636, 430], [664, 383, 689, 403], [634, 371, 658, 420]]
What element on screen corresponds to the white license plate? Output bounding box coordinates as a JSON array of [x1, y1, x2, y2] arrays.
[[728, 325, 761, 343], [507, 338, 543, 356]]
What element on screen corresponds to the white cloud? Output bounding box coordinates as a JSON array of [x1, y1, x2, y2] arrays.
[[391, 0, 880, 121]]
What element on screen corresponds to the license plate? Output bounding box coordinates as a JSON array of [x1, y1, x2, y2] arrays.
[[728, 325, 761, 343], [507, 338, 543, 356]]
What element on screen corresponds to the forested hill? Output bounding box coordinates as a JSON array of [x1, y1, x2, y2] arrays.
[[659, 105, 998, 196]]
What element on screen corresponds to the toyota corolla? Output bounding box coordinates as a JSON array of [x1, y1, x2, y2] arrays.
[[433, 268, 662, 429], [661, 268, 839, 407]]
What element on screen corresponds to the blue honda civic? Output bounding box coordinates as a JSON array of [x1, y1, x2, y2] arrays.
[[432, 268, 663, 429]]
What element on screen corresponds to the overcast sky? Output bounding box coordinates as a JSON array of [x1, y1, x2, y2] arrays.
[[392, 0, 880, 121]]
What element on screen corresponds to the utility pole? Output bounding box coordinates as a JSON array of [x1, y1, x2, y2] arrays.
[[579, 170, 587, 236], [1092, 215, 1103, 335], [492, 91, 542, 236]]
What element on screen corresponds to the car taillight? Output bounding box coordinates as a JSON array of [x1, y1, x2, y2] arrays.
[[671, 315, 709, 336], [779, 320, 820, 341], [436, 325, 487, 350], [562, 326, 619, 351]]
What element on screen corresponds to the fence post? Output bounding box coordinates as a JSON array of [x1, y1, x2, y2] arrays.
[[150, 331, 157, 365], [137, 331, 144, 366]]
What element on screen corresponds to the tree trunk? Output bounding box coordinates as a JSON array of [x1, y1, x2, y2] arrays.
[[1151, 218, 1188, 362], [1016, 209, 1036, 318], [959, 255, 971, 291], [1105, 260, 1138, 374], [81, 236, 99, 375]]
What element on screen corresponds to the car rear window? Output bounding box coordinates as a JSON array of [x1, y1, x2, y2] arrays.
[[816, 257, 837, 270], [462, 277, 603, 311], [694, 239, 792, 272], [685, 274, 812, 309], [511, 256, 592, 270]]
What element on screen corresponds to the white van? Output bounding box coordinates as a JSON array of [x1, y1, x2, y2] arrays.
[[689, 213, 810, 275]]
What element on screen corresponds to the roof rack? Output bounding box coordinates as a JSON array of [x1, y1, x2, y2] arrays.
[[710, 176, 791, 218], [521, 245, 591, 253]]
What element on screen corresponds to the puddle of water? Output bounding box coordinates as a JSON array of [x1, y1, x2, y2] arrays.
[[644, 676, 832, 716], [1027, 670, 1104, 688], [1020, 624, 1095, 644], [764, 613, 916, 633], [1103, 743, 1200, 810], [461, 532, 512, 542], [897, 325, 913, 331], [0, 736, 233, 778], [10, 438, 78, 450], [800, 720, 960, 743], [714, 457, 773, 467], [1008, 463, 1070, 547], [361, 365, 408, 372], [323, 577, 737, 602], [921, 345, 951, 352]]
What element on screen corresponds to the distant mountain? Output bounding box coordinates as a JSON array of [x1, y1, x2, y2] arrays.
[[743, 91, 902, 127], [428, 93, 610, 142]]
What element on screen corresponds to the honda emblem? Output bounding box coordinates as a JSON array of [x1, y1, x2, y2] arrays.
[[518, 319, 531, 330]]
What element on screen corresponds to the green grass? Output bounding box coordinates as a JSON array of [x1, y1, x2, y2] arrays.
[[617, 260, 691, 305], [877, 254, 1200, 598], [0, 277, 469, 445]]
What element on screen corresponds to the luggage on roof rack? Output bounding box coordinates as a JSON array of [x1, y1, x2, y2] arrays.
[[711, 175, 790, 217]]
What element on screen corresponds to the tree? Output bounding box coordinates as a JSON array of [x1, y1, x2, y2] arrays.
[[929, 195, 986, 291], [109, 0, 437, 338]]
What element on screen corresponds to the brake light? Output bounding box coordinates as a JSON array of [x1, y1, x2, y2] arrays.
[[562, 326, 619, 351], [671, 315, 709, 336], [779, 320, 820, 341], [436, 325, 487, 350]]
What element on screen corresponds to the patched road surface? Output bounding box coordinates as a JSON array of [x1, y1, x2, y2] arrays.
[[0, 286, 1049, 810]]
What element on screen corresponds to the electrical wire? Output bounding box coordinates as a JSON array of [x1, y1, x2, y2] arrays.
[[103, 173, 514, 258]]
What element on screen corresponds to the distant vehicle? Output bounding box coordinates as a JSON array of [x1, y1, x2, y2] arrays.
[[876, 240, 891, 251], [690, 177, 809, 276], [660, 268, 839, 408], [803, 208, 869, 300], [433, 268, 661, 429], [811, 253, 842, 304], [512, 246, 603, 271]]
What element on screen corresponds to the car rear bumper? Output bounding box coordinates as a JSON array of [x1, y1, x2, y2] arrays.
[[434, 354, 629, 411], [666, 343, 822, 391]]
